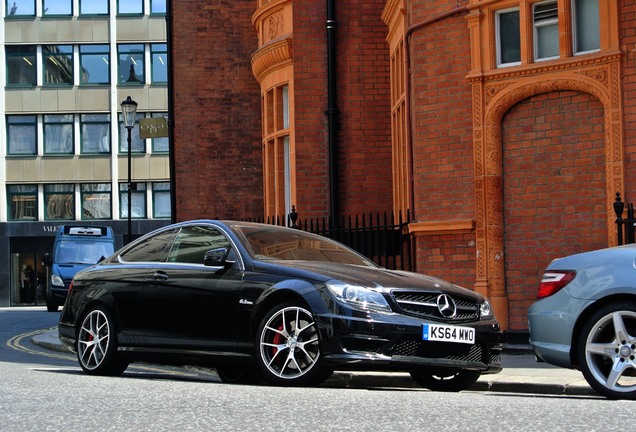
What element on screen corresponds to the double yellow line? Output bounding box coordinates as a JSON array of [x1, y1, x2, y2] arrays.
[[6, 327, 75, 361]]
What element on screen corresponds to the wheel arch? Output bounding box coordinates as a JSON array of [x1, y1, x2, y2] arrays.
[[570, 293, 636, 367]]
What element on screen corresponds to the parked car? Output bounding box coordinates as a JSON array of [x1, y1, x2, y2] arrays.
[[529, 244, 636, 399], [59, 220, 502, 390]]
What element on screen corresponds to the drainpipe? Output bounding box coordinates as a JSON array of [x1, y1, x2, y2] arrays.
[[326, 0, 340, 228], [166, 0, 177, 223]]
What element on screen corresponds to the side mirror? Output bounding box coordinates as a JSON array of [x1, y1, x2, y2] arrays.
[[204, 247, 234, 269]]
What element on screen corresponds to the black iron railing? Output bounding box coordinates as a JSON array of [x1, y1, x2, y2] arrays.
[[614, 193, 636, 245]]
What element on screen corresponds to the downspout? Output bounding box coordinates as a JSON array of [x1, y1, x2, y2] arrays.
[[327, 0, 340, 228], [166, 0, 177, 223]]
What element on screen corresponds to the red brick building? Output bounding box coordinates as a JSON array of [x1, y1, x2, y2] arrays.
[[170, 0, 628, 332]]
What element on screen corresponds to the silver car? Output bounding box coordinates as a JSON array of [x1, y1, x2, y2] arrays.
[[528, 244, 636, 400]]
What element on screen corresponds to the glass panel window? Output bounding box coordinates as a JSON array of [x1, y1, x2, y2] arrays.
[[120, 182, 146, 219], [7, 185, 37, 221], [80, 114, 110, 154], [43, 0, 72, 15], [6, 0, 34, 16], [79, 45, 110, 85], [7, 115, 37, 155], [496, 9, 521, 67], [120, 113, 145, 153], [151, 44, 167, 84], [44, 184, 75, 220], [150, 0, 166, 15], [118, 0, 142, 15], [6, 46, 36, 87], [120, 228, 177, 262], [118, 44, 145, 85], [80, 0, 108, 15], [533, 1, 559, 61], [573, 0, 600, 54], [151, 112, 169, 153], [152, 182, 171, 219], [43, 45, 73, 86], [81, 183, 111, 220], [44, 114, 74, 154]]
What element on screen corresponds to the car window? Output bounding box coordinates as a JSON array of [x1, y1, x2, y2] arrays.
[[167, 225, 232, 264], [119, 229, 178, 262]]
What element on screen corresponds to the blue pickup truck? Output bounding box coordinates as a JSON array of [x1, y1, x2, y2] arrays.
[[45, 225, 115, 312]]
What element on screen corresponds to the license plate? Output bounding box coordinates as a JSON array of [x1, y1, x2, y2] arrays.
[[422, 323, 475, 344]]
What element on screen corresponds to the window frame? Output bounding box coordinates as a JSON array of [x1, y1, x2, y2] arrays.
[[80, 113, 111, 154], [117, 0, 143, 16], [152, 182, 171, 219], [79, 0, 108, 16], [6, 45, 37, 87], [118, 43, 145, 85], [572, 0, 600, 55], [7, 185, 38, 221], [44, 184, 75, 220], [119, 112, 145, 154], [495, 7, 521, 68], [5, 0, 35, 17], [80, 183, 112, 220], [150, 0, 166, 15], [150, 112, 169, 153], [151, 43, 168, 84], [119, 182, 147, 219], [43, 0, 73, 17], [42, 45, 74, 87], [43, 114, 74, 155], [79, 44, 110, 85], [533, 0, 560, 62], [7, 115, 37, 156]]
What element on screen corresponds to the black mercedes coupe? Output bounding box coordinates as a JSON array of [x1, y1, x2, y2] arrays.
[[58, 220, 502, 390]]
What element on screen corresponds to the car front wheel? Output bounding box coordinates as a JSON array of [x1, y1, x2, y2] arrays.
[[410, 368, 481, 392], [577, 302, 636, 400], [77, 306, 128, 376], [256, 302, 330, 386]]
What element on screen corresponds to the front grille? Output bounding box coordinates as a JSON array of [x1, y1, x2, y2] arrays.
[[392, 339, 484, 363], [392, 290, 479, 322]]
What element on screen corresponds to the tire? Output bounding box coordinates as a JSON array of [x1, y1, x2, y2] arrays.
[[577, 301, 636, 400], [76, 306, 128, 376], [410, 368, 481, 392], [256, 302, 330, 386], [216, 366, 262, 385]]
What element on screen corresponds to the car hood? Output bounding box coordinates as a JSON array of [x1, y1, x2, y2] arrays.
[[259, 260, 484, 301]]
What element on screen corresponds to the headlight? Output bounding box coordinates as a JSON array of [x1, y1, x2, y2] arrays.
[[325, 280, 390, 312], [480, 299, 494, 320], [50, 274, 65, 287]]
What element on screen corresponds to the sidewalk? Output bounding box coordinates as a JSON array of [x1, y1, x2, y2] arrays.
[[31, 329, 597, 396]]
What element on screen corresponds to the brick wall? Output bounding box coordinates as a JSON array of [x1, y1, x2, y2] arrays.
[[502, 91, 607, 330], [621, 1, 636, 200], [171, 0, 263, 221]]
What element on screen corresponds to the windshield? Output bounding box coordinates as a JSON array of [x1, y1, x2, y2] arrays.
[[54, 240, 114, 265], [232, 224, 376, 267]]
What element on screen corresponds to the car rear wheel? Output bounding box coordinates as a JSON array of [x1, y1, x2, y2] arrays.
[[577, 302, 636, 400], [216, 366, 262, 384], [77, 306, 128, 376], [256, 302, 330, 386], [410, 368, 481, 392]]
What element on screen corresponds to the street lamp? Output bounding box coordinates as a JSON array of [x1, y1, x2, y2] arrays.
[[121, 96, 138, 244]]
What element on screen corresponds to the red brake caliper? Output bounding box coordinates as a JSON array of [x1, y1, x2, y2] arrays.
[[271, 323, 284, 364]]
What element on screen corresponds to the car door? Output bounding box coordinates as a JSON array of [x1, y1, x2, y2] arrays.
[[142, 224, 243, 351]]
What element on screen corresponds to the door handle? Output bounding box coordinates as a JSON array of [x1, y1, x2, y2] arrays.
[[152, 271, 169, 281]]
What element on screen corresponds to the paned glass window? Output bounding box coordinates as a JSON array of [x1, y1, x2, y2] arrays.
[[81, 183, 111, 220], [43, 45, 73, 86], [118, 0, 142, 15], [573, 0, 600, 54], [7, 115, 37, 155], [151, 44, 167, 83], [43, 0, 72, 15], [120, 182, 146, 219], [44, 114, 74, 154], [150, 0, 166, 15], [7, 185, 38, 221], [44, 184, 75, 220], [119, 113, 145, 153], [152, 182, 171, 219], [80, 114, 110, 154], [120, 228, 177, 262], [79, 45, 110, 85], [6, 0, 34, 17], [534, 1, 559, 61], [6, 46, 36, 87], [79, 0, 108, 15], [151, 113, 169, 153], [496, 9, 521, 67], [118, 44, 145, 85]]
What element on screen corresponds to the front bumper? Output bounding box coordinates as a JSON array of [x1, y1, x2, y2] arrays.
[[316, 309, 503, 374]]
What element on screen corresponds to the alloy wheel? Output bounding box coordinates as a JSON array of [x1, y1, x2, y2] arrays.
[[78, 309, 111, 371], [258, 305, 320, 380]]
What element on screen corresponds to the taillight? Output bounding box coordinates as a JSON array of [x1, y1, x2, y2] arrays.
[[537, 271, 575, 299]]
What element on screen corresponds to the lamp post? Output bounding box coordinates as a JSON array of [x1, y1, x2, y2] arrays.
[[121, 96, 138, 244]]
